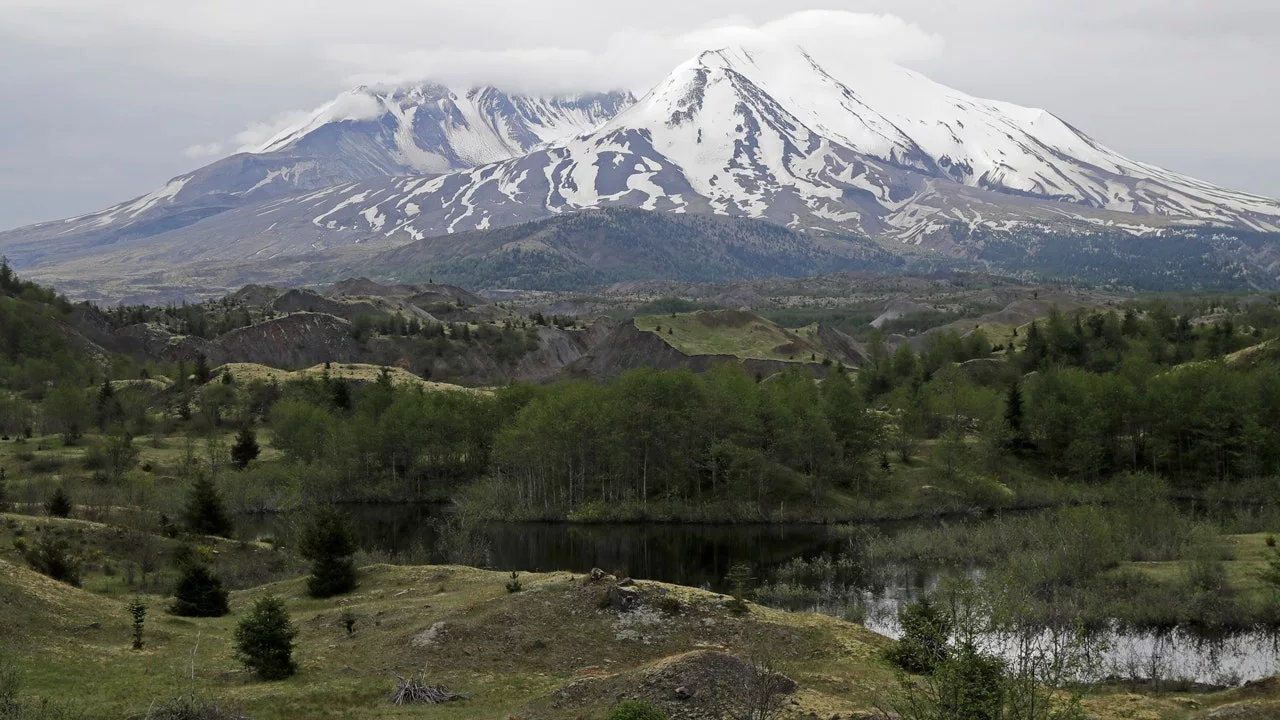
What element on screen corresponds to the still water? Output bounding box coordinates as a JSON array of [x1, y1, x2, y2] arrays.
[[242, 504, 1280, 686]]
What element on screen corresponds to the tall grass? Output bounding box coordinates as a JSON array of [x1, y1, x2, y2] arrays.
[[775, 487, 1276, 631]]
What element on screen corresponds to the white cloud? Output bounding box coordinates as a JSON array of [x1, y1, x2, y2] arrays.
[[182, 142, 225, 159], [215, 10, 942, 154], [320, 10, 942, 95], [232, 111, 316, 152], [679, 11, 944, 67], [234, 92, 385, 153]]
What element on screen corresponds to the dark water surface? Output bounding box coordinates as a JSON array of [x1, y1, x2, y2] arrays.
[[241, 504, 845, 589], [242, 504, 1280, 685]]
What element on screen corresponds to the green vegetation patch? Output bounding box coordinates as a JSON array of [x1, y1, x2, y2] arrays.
[[635, 310, 825, 362]]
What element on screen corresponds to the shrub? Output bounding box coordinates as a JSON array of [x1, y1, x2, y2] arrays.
[[655, 594, 682, 615], [607, 699, 669, 720], [83, 432, 139, 482], [234, 595, 297, 680], [44, 487, 72, 518], [935, 644, 1007, 720], [141, 693, 249, 720], [26, 455, 64, 474], [505, 571, 522, 593], [298, 507, 357, 599], [169, 562, 230, 618], [20, 533, 82, 586], [886, 597, 952, 674], [726, 563, 754, 614]]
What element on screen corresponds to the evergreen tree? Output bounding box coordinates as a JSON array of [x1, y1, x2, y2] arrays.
[[0, 467, 9, 512], [886, 596, 952, 674], [45, 486, 72, 518], [230, 426, 261, 470], [169, 560, 230, 617], [234, 595, 297, 680], [183, 475, 232, 537], [193, 353, 211, 385], [1004, 380, 1025, 446], [127, 598, 147, 650], [299, 507, 358, 598], [1021, 320, 1048, 371], [330, 378, 351, 411], [95, 378, 120, 430]]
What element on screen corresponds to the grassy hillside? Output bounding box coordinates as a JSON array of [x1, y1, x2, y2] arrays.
[[0, 537, 898, 720], [634, 310, 844, 364], [5, 525, 1280, 720], [215, 363, 486, 395]]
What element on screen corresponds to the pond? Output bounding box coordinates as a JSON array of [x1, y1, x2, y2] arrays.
[[241, 504, 1280, 686]]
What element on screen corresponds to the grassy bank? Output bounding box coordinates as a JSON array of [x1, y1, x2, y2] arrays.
[[4, 517, 1280, 719]]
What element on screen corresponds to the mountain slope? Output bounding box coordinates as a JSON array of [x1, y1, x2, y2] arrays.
[[266, 45, 1280, 246], [338, 207, 907, 290], [0, 84, 633, 268]]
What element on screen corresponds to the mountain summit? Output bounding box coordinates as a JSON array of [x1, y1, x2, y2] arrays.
[[252, 83, 637, 174], [2, 45, 1278, 297]]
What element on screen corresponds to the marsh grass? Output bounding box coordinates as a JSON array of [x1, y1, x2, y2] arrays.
[[775, 491, 1277, 632]]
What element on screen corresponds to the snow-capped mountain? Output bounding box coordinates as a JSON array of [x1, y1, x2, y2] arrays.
[[253, 84, 637, 174], [3, 44, 1279, 297], [0, 83, 633, 267], [283, 45, 1280, 248]]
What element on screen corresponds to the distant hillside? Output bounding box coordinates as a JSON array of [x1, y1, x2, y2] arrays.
[[571, 309, 866, 379], [0, 260, 106, 395], [340, 207, 907, 291]]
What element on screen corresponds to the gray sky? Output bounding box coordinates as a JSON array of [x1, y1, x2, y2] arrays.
[[2, 0, 1277, 230]]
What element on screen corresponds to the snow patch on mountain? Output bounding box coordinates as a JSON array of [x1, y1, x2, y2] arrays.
[[252, 84, 637, 175], [278, 44, 1280, 245]]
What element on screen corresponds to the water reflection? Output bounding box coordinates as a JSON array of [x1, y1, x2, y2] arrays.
[[241, 505, 845, 590], [242, 505, 1280, 685]]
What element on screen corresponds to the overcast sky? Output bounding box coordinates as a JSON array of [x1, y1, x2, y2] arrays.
[[2, 0, 1277, 230]]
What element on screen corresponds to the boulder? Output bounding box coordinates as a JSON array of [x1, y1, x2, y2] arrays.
[[608, 585, 641, 611]]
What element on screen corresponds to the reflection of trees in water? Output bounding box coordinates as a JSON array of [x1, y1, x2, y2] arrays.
[[485, 523, 839, 590], [243, 506, 1280, 686], [1107, 628, 1280, 688], [247, 507, 842, 589]]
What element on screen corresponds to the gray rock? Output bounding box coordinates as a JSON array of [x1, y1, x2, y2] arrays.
[[608, 585, 640, 611]]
